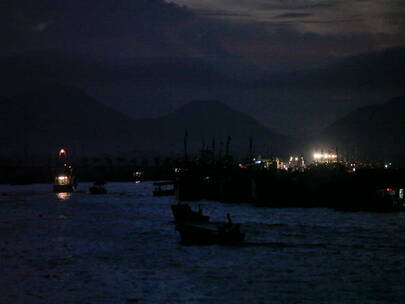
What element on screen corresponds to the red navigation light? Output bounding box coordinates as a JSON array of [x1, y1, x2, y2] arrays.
[[58, 148, 67, 159], [386, 188, 393, 192]]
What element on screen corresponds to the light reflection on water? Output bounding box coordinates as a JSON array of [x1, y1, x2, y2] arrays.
[[56, 192, 72, 201]]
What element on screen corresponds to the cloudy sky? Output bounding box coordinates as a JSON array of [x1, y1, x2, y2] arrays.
[[171, 0, 405, 68], [2, 0, 405, 70]]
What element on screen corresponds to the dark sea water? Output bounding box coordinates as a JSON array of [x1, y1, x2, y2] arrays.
[[0, 182, 404, 304]]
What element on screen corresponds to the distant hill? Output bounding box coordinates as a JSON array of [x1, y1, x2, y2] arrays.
[[0, 84, 137, 156], [0, 86, 291, 157], [136, 100, 292, 157], [319, 94, 405, 163]]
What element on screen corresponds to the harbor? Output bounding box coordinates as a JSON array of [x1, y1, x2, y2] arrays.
[[2, 1, 405, 302], [1, 181, 405, 303]]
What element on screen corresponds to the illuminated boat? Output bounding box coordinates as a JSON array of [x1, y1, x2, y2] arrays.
[[370, 187, 405, 211], [335, 186, 405, 212], [53, 171, 76, 193], [133, 171, 144, 183], [53, 148, 77, 193]]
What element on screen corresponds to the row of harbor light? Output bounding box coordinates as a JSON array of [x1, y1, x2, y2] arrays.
[[313, 153, 337, 160]]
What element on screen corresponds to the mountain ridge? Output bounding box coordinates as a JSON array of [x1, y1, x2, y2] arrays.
[[318, 94, 405, 163], [0, 85, 291, 157]]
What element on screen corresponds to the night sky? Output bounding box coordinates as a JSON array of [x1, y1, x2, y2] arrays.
[[2, 0, 405, 135], [172, 0, 405, 69]]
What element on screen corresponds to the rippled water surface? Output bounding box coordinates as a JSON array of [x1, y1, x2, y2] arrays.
[[1, 182, 404, 303]]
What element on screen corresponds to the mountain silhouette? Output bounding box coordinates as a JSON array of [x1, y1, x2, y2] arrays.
[[0, 84, 136, 156], [1, 47, 403, 138], [319, 94, 405, 164], [136, 100, 292, 156], [0, 86, 290, 157]]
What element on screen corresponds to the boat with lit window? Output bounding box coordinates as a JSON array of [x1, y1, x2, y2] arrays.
[[370, 187, 405, 212], [53, 170, 76, 192], [334, 186, 405, 212], [53, 148, 77, 193]]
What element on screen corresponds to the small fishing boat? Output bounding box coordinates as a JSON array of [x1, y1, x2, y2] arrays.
[[53, 148, 77, 193], [335, 187, 405, 212], [171, 204, 209, 223], [53, 170, 76, 193]]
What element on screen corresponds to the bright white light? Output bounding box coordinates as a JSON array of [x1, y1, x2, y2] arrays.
[[313, 153, 322, 159], [313, 152, 337, 160], [56, 175, 69, 185]]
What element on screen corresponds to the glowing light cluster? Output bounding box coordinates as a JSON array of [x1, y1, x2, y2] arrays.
[[57, 175, 70, 185], [313, 153, 337, 160]]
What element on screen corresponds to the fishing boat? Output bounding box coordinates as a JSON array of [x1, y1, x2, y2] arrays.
[[171, 203, 209, 223], [335, 186, 405, 212], [53, 169, 76, 193], [53, 148, 77, 193], [366, 187, 405, 212]]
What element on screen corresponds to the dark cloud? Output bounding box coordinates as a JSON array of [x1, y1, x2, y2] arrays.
[[2, 0, 405, 72], [274, 13, 313, 18], [300, 18, 363, 24], [196, 9, 252, 18], [208, 21, 387, 70], [0, 0, 228, 59], [256, 2, 337, 10]]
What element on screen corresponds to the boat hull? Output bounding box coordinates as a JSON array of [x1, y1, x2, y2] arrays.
[[176, 223, 244, 245], [53, 184, 75, 193]]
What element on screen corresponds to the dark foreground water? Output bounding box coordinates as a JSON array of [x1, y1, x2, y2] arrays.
[[0, 182, 404, 304]]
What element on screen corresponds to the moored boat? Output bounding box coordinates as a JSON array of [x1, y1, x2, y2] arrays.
[[53, 171, 76, 193]]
